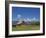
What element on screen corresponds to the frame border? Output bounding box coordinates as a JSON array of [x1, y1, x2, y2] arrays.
[[5, 1, 45, 38]]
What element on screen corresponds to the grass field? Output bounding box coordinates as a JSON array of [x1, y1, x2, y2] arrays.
[[12, 25, 40, 31]]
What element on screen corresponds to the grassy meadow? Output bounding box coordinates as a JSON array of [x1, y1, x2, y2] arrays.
[[12, 25, 40, 31]]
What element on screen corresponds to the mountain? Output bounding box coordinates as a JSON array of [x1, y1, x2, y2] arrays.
[[12, 17, 40, 25]]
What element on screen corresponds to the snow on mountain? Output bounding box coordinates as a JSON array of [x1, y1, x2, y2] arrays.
[[12, 14, 39, 25]]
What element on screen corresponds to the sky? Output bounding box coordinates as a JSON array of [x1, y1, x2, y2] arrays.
[[12, 7, 40, 21]]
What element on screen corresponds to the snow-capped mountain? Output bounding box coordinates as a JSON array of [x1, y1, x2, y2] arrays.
[[12, 15, 40, 25], [12, 18, 39, 25]]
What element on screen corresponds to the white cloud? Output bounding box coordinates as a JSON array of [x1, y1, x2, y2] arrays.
[[24, 19, 27, 22], [32, 17, 38, 21], [24, 17, 37, 22], [17, 14, 21, 18], [24, 18, 31, 22], [16, 15, 39, 22], [27, 18, 31, 21], [32, 17, 36, 20]]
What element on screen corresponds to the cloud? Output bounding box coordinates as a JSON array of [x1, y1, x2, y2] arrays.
[[32, 17, 38, 21], [17, 14, 21, 18], [32, 17, 36, 20], [16, 15, 39, 21], [27, 18, 31, 21], [24, 17, 38, 22], [24, 18, 31, 22], [24, 19, 27, 22]]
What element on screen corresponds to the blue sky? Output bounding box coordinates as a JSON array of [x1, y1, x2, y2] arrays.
[[12, 7, 40, 21]]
